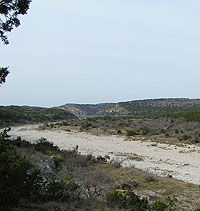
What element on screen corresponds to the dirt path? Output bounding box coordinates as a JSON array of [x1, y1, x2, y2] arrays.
[[9, 125, 200, 185]]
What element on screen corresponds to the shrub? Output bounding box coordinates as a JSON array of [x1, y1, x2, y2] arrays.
[[117, 129, 122, 135], [160, 129, 166, 134], [193, 137, 200, 143], [80, 123, 92, 131], [34, 138, 59, 154], [0, 129, 43, 208], [121, 183, 131, 190], [165, 133, 169, 137], [62, 121, 69, 126], [44, 180, 79, 202], [62, 174, 71, 182], [127, 130, 137, 136], [131, 180, 139, 188], [151, 197, 177, 211], [175, 129, 179, 134], [142, 126, 150, 135], [145, 175, 156, 183], [77, 167, 111, 199], [107, 190, 177, 211], [87, 154, 93, 161], [12, 136, 32, 148], [62, 149, 79, 159], [106, 190, 149, 210], [53, 156, 64, 168], [179, 135, 191, 141], [96, 155, 107, 163], [182, 135, 191, 140]]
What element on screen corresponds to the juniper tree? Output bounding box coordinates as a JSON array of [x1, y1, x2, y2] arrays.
[[0, 0, 31, 85]]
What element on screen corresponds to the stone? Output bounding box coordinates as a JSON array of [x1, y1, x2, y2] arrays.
[[143, 190, 162, 199], [46, 157, 56, 171]]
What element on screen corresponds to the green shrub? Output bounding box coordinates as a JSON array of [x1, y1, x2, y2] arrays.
[[165, 133, 169, 137], [0, 129, 81, 208], [182, 135, 191, 140], [106, 190, 148, 210], [160, 129, 166, 134], [0, 106, 76, 126], [87, 154, 93, 161], [117, 129, 122, 134], [80, 123, 93, 131], [34, 138, 59, 154], [107, 190, 177, 211], [193, 137, 200, 143], [151, 197, 177, 211], [53, 156, 64, 168], [0, 129, 43, 209], [12, 136, 32, 148], [96, 155, 107, 163], [127, 130, 137, 136], [175, 129, 179, 134], [179, 135, 191, 141], [142, 126, 150, 135], [44, 180, 79, 202]]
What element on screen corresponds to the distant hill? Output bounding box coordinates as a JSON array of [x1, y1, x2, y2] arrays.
[[2, 99, 200, 127], [59, 103, 129, 117], [0, 106, 77, 127], [59, 98, 200, 118]]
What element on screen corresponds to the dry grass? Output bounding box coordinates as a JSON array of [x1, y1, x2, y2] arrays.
[[102, 164, 200, 210]]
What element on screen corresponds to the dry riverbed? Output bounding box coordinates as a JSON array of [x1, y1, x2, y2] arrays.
[[9, 124, 200, 185]]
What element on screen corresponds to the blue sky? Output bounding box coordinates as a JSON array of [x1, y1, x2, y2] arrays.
[[1, 0, 200, 107]]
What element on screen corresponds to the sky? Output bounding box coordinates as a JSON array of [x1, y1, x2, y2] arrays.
[[1, 0, 200, 107]]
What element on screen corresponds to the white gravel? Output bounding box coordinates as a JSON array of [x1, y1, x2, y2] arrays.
[[9, 125, 200, 185]]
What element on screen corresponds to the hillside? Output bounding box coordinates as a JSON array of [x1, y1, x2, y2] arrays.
[[59, 103, 128, 117], [0, 106, 77, 127], [59, 98, 200, 118]]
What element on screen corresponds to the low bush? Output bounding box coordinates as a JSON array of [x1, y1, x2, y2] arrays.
[[145, 175, 156, 183], [181, 135, 191, 140], [142, 126, 150, 135], [34, 138, 59, 154], [106, 190, 149, 210], [151, 197, 177, 211], [80, 123, 93, 131], [44, 180, 80, 202], [96, 155, 107, 163], [165, 133, 169, 137], [117, 129, 122, 135], [12, 136, 32, 148], [53, 156, 64, 168], [127, 130, 137, 136], [175, 129, 179, 134], [107, 190, 177, 211]]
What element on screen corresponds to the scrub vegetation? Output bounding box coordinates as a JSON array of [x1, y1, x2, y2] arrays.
[[1, 128, 200, 210], [0, 106, 76, 127]]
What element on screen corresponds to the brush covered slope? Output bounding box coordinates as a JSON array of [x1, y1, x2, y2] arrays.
[[0, 106, 77, 127], [59, 98, 200, 118]]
